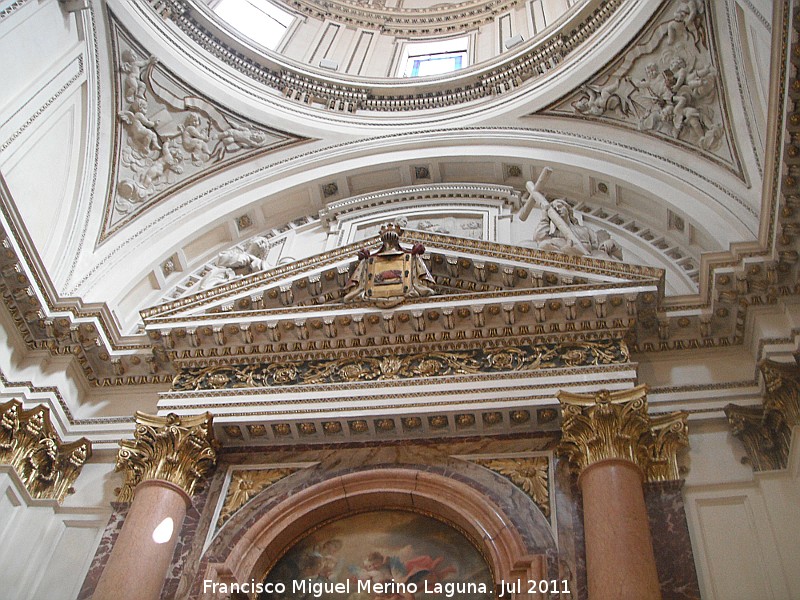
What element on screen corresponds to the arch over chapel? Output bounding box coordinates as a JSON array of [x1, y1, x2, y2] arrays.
[[198, 467, 551, 593]]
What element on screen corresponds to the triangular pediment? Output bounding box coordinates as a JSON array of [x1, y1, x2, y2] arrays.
[[142, 230, 663, 367]]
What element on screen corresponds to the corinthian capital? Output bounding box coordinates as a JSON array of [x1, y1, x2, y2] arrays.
[[759, 359, 800, 428], [116, 412, 219, 502], [0, 399, 91, 503], [558, 385, 688, 482]]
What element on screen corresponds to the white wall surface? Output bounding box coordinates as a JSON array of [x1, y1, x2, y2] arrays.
[[0, 467, 111, 600], [684, 428, 800, 600]]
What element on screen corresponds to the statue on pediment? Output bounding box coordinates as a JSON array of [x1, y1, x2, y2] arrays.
[[519, 168, 623, 260], [197, 237, 275, 290], [343, 223, 435, 307]]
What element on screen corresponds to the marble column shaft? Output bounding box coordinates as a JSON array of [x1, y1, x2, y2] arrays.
[[92, 480, 189, 600], [91, 412, 218, 600], [580, 459, 660, 600], [558, 386, 687, 600]]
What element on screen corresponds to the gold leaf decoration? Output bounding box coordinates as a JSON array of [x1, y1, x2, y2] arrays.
[[473, 457, 550, 518], [0, 399, 91, 503], [558, 385, 689, 482], [172, 340, 629, 391], [116, 411, 219, 502], [217, 468, 298, 528]]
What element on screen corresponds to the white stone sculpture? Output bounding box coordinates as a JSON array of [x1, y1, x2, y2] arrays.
[[197, 237, 275, 290], [518, 169, 622, 261], [566, 0, 725, 155], [110, 44, 279, 229]]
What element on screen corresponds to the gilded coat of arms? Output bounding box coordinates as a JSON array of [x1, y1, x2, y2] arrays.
[[343, 224, 435, 307]]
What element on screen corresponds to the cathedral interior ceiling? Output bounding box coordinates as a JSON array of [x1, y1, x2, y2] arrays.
[[542, 0, 745, 180], [151, 0, 630, 116], [0, 0, 792, 444]]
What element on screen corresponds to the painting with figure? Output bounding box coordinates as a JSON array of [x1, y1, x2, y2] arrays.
[[259, 510, 494, 599]]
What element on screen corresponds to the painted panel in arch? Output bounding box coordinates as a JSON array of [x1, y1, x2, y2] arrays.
[[260, 510, 493, 599]]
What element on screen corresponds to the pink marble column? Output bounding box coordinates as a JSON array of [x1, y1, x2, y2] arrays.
[[579, 459, 661, 600], [91, 412, 218, 600], [92, 480, 190, 600], [558, 387, 687, 600]]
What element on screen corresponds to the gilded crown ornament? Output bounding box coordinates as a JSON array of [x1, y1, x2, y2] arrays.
[[115, 411, 219, 502], [0, 399, 92, 503], [557, 385, 688, 482]]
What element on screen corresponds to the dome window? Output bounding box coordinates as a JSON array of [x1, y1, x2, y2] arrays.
[[211, 0, 295, 51]]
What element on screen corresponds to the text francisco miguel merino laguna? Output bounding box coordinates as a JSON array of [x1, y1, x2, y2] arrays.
[[204, 577, 571, 596]]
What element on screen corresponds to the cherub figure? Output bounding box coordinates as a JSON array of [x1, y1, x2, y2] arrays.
[[140, 139, 183, 190], [667, 0, 706, 49], [179, 113, 210, 165], [213, 122, 267, 159], [573, 79, 631, 116], [119, 49, 156, 103], [118, 99, 160, 154]]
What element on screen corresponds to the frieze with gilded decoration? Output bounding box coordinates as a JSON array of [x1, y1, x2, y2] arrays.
[[171, 339, 629, 391]]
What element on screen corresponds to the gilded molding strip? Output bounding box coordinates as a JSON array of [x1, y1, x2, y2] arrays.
[[116, 411, 219, 502], [171, 339, 629, 391], [0, 399, 92, 503]]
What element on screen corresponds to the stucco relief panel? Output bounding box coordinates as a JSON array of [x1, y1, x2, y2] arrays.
[[543, 0, 743, 178], [101, 18, 310, 242]]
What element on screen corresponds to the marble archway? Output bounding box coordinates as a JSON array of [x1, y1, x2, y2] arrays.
[[197, 468, 550, 598]]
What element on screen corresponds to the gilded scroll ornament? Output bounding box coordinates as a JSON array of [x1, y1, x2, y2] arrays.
[[217, 468, 297, 528], [172, 339, 629, 391], [0, 399, 91, 503], [473, 457, 550, 518], [116, 411, 219, 502], [647, 412, 690, 482], [557, 385, 688, 482]]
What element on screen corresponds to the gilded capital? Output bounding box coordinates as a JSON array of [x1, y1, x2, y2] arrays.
[[759, 359, 800, 428], [116, 411, 219, 502], [725, 404, 790, 471], [558, 385, 688, 482], [725, 360, 800, 472], [647, 412, 690, 482], [0, 399, 92, 503]]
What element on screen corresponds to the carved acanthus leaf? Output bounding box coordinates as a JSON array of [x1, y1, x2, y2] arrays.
[[0, 399, 91, 503], [760, 359, 800, 428], [116, 411, 219, 502], [473, 457, 550, 518], [724, 359, 800, 472], [724, 404, 790, 472], [557, 385, 689, 482], [171, 340, 630, 390]]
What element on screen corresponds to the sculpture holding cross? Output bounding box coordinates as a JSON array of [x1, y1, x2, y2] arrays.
[[517, 168, 622, 260]]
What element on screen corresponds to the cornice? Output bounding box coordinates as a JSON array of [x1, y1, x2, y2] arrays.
[[140, 0, 629, 114], [282, 0, 527, 35], [0, 1, 795, 391]]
